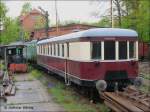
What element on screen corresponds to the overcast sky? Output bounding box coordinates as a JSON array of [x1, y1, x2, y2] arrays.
[[3, 0, 110, 25]]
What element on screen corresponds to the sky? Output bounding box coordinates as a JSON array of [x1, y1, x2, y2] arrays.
[[3, 0, 110, 25]]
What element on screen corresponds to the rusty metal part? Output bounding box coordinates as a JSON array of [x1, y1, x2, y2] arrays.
[[100, 86, 150, 112]]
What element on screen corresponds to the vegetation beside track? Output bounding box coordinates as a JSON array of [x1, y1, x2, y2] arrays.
[[30, 69, 110, 112], [138, 62, 150, 93]]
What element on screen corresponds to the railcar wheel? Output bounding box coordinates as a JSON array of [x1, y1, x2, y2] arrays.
[[96, 80, 107, 92]]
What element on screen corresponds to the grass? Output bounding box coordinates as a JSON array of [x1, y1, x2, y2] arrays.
[[139, 85, 150, 93], [49, 83, 110, 112], [30, 68, 110, 112], [30, 69, 43, 80], [0, 60, 5, 70]]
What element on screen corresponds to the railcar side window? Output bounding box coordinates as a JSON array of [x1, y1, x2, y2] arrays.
[[129, 41, 136, 58], [40, 45, 42, 54], [47, 44, 49, 55], [51, 44, 53, 56], [57, 44, 60, 56], [49, 45, 50, 55], [54, 44, 56, 56], [41, 45, 42, 54], [42, 45, 43, 54], [104, 41, 115, 60], [119, 41, 127, 59], [43, 45, 45, 55], [50, 44, 52, 55], [44, 45, 46, 55], [62, 44, 64, 57], [67, 43, 69, 57], [91, 42, 101, 59]]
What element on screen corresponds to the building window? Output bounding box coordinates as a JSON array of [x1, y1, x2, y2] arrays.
[[119, 41, 127, 59], [57, 44, 60, 56], [91, 42, 101, 59], [104, 41, 115, 60], [129, 41, 136, 58], [62, 44, 64, 57]]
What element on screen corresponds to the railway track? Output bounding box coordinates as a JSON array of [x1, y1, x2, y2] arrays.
[[100, 86, 150, 112]]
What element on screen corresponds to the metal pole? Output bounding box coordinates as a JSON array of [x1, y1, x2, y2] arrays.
[[20, 20, 24, 41], [38, 7, 49, 38], [45, 11, 49, 37], [55, 0, 58, 35], [110, 0, 114, 28]]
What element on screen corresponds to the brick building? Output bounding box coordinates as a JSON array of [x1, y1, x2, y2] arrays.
[[19, 9, 46, 32], [19, 9, 99, 40], [33, 23, 99, 40]]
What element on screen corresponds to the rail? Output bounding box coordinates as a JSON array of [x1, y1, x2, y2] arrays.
[[100, 86, 150, 112]]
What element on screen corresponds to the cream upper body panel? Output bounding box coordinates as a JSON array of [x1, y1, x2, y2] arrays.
[[69, 42, 90, 61]]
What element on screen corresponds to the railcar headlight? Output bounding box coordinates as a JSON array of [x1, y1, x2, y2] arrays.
[[96, 80, 107, 92], [134, 77, 143, 87]]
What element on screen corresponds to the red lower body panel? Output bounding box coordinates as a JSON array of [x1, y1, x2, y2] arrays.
[[37, 55, 138, 81], [9, 63, 27, 73]]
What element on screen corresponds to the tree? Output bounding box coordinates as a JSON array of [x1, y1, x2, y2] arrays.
[[92, 17, 110, 27], [21, 2, 32, 16], [1, 17, 20, 44], [93, 0, 150, 42], [0, 2, 8, 44], [0, 2, 7, 20], [113, 0, 122, 27]]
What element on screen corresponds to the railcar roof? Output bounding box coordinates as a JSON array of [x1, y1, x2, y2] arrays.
[[37, 28, 138, 44]]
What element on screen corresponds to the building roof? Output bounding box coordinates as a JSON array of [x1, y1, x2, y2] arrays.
[[34, 23, 100, 31], [19, 9, 43, 21], [37, 28, 138, 44]]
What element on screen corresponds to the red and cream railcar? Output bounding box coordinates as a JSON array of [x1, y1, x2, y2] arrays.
[[37, 28, 139, 89]]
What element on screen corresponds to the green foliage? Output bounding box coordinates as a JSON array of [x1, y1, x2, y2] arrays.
[[50, 83, 109, 112], [30, 69, 42, 79], [23, 31, 30, 41], [92, 17, 110, 27], [121, 0, 150, 42], [1, 17, 20, 44], [0, 3, 30, 44], [0, 2, 7, 21], [0, 2, 7, 43], [93, 0, 150, 42], [21, 2, 32, 16]]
